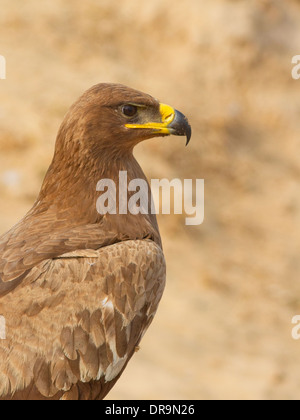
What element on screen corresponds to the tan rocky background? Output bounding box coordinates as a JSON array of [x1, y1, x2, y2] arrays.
[[1, 0, 300, 400]]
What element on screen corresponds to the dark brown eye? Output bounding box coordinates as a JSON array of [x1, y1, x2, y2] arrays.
[[122, 104, 138, 117]]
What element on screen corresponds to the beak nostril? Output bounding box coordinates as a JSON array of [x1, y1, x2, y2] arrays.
[[164, 113, 174, 122], [159, 103, 176, 124]]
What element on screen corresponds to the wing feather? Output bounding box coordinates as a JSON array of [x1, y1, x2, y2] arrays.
[[0, 239, 166, 400]]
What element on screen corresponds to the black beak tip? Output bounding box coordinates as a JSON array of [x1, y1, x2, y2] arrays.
[[185, 125, 192, 146], [169, 109, 192, 146]]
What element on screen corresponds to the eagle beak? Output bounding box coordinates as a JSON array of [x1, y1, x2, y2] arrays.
[[165, 107, 192, 146], [125, 103, 192, 146]]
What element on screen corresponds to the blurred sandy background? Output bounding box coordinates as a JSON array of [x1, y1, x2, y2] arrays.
[[1, 0, 300, 400]]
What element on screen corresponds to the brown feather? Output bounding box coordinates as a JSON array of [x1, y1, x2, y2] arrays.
[[0, 83, 168, 400]]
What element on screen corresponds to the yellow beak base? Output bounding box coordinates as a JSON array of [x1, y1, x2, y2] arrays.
[[125, 103, 176, 135]]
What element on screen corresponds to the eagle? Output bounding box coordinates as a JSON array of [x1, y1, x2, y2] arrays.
[[0, 83, 191, 400]]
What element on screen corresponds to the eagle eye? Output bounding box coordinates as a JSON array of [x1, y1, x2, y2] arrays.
[[121, 104, 138, 118]]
